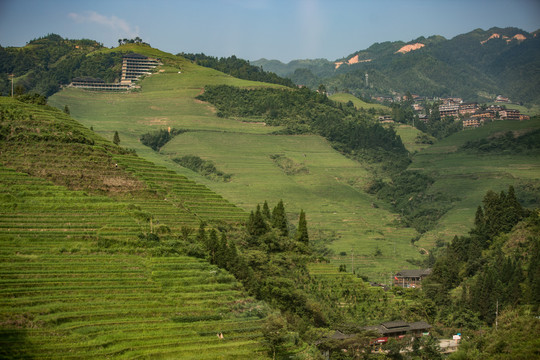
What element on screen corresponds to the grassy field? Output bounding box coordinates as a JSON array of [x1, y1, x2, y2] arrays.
[[0, 97, 270, 359], [410, 117, 540, 248], [50, 50, 424, 282], [329, 92, 390, 112], [392, 124, 432, 153]]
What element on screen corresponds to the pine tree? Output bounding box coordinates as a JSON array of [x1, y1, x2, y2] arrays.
[[272, 200, 288, 236], [262, 201, 271, 220], [248, 205, 268, 237], [296, 209, 309, 244], [113, 131, 120, 145]]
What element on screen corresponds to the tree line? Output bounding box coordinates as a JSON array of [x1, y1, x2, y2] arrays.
[[180, 53, 295, 87], [0, 34, 122, 97]]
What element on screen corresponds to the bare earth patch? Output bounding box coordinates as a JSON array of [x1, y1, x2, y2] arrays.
[[395, 43, 425, 54]]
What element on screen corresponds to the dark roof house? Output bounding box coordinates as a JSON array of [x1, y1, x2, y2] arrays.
[[394, 269, 431, 288], [362, 321, 432, 338]]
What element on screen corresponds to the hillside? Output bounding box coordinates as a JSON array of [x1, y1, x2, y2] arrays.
[[49, 45, 422, 283], [4, 35, 540, 358], [410, 116, 540, 248], [0, 97, 270, 359], [49, 42, 540, 280], [253, 27, 540, 105]]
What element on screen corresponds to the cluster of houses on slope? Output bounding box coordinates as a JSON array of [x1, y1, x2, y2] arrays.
[[436, 98, 530, 128], [378, 95, 530, 129], [70, 53, 161, 91]]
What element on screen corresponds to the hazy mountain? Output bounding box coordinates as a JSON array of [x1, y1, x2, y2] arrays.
[[253, 27, 540, 104]]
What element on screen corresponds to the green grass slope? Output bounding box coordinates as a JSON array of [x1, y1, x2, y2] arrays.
[[329, 92, 390, 112], [0, 97, 269, 359], [50, 48, 422, 282], [411, 117, 540, 248]]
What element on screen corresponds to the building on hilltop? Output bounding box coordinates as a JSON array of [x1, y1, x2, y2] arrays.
[[121, 53, 161, 85]]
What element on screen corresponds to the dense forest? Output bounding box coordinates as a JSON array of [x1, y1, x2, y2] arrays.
[[0, 34, 123, 97]]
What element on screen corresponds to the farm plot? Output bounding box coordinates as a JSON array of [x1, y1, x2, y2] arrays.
[[0, 166, 269, 359]]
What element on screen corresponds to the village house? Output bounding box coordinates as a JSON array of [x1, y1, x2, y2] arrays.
[[378, 115, 394, 123], [439, 103, 460, 118], [463, 118, 484, 128], [459, 102, 478, 115], [499, 109, 521, 120], [393, 269, 431, 288], [360, 320, 432, 346], [412, 103, 424, 112], [317, 321, 432, 358], [495, 95, 510, 103]]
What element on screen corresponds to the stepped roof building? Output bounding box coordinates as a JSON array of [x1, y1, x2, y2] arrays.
[[121, 53, 160, 84]]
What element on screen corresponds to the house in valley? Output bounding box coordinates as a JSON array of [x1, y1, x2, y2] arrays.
[[393, 269, 431, 288]]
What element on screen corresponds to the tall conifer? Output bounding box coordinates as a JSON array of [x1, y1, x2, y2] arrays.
[[296, 209, 309, 244]]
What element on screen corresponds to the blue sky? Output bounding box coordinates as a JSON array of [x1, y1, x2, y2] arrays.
[[1, 0, 539, 62]]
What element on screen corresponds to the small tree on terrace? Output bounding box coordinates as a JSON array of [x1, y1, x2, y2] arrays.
[[113, 131, 121, 146]]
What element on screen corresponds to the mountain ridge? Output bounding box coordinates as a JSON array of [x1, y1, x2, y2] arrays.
[[252, 27, 540, 105]]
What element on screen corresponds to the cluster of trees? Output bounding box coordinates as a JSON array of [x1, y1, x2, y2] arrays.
[[369, 171, 455, 233], [139, 128, 185, 151], [173, 155, 232, 182], [187, 201, 323, 327], [117, 37, 150, 47], [197, 85, 409, 167], [424, 186, 539, 328], [0, 34, 122, 97], [180, 53, 295, 87]]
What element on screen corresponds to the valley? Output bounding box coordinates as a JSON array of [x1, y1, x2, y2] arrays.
[[2, 29, 539, 359]]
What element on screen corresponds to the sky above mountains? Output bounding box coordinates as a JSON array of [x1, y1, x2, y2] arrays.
[[1, 0, 539, 62]]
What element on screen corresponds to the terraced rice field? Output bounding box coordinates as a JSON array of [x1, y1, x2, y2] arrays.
[[0, 165, 269, 359], [0, 97, 269, 358]]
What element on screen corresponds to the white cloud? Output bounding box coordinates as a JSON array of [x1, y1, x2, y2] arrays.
[[68, 11, 138, 38]]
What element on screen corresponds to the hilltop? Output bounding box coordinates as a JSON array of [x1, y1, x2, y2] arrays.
[[253, 27, 540, 105]]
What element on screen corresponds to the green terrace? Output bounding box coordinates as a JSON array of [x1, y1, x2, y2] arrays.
[[0, 98, 270, 358]]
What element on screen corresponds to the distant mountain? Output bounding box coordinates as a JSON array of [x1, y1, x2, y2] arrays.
[[253, 27, 540, 105]]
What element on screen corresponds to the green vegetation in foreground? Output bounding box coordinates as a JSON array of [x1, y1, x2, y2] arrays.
[[0, 97, 271, 359]]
